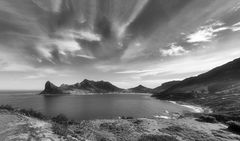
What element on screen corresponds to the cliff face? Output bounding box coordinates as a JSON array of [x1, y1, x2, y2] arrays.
[[154, 58, 240, 100], [40, 79, 124, 95]]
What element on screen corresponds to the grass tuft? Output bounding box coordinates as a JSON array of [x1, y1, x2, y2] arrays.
[[138, 134, 178, 141], [197, 115, 217, 123], [227, 121, 240, 134]]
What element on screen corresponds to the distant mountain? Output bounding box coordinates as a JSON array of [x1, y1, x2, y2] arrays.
[[152, 81, 180, 93], [40, 79, 124, 95], [128, 85, 152, 93], [154, 58, 240, 100]]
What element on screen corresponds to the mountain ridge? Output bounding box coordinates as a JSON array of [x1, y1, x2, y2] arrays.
[[40, 80, 154, 95], [40, 79, 125, 94]]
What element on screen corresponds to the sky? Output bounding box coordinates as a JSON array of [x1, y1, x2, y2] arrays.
[[1, 0, 240, 90]]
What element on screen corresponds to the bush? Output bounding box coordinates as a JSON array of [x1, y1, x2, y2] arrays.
[[227, 121, 240, 134], [52, 123, 69, 137], [133, 119, 143, 124], [138, 134, 178, 141], [52, 114, 69, 125], [197, 115, 217, 123], [0, 105, 14, 111], [161, 126, 183, 132], [209, 114, 230, 123], [121, 116, 134, 119], [19, 108, 46, 120]]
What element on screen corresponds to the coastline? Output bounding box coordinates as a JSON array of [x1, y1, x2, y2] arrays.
[[168, 100, 212, 113], [40, 92, 152, 96]]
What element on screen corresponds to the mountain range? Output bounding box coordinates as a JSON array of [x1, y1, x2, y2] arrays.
[[41, 57, 240, 97], [40, 79, 153, 95]]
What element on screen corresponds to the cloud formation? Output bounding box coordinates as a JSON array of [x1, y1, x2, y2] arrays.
[[0, 0, 240, 89]]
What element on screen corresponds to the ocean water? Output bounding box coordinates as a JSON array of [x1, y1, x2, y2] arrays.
[[0, 91, 194, 120]]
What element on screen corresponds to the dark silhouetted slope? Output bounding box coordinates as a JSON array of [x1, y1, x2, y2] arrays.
[[155, 58, 240, 100], [153, 81, 180, 93]]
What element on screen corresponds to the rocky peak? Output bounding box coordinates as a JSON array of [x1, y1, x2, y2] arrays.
[[81, 79, 93, 84], [45, 81, 58, 89], [136, 85, 144, 88], [40, 81, 63, 94]]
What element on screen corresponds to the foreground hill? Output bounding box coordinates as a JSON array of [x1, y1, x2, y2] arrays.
[[128, 85, 153, 93], [40, 79, 124, 94]]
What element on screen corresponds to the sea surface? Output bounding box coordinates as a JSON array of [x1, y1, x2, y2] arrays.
[[0, 91, 196, 120]]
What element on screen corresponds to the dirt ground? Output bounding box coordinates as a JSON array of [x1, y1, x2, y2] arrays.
[[69, 117, 240, 141], [0, 110, 240, 141], [0, 110, 62, 141]]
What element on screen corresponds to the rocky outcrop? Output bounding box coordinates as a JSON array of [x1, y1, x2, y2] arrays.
[[128, 85, 152, 93]]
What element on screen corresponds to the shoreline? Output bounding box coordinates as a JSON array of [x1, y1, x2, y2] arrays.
[[40, 92, 152, 96], [168, 101, 212, 113]]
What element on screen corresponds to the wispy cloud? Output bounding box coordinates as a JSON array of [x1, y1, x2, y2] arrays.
[[185, 20, 240, 43], [232, 22, 240, 31], [186, 21, 227, 43], [65, 30, 102, 42], [116, 70, 149, 74], [160, 43, 189, 56], [77, 54, 96, 59]]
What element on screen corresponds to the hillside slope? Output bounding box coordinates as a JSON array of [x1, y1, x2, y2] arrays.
[[153, 81, 180, 93], [154, 58, 240, 100]]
